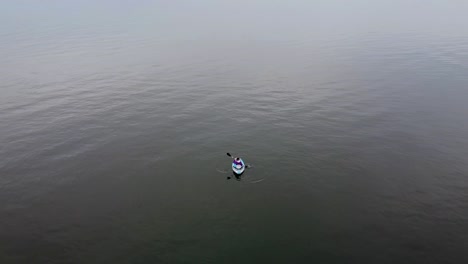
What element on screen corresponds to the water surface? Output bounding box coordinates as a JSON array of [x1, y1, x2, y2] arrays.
[[1, 1, 468, 263]]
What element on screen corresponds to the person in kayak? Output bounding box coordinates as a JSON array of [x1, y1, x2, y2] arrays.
[[233, 157, 243, 167]]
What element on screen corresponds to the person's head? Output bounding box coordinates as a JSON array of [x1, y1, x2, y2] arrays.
[[235, 157, 240, 161]]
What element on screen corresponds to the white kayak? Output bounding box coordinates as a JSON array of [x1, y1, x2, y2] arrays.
[[232, 158, 246, 175]]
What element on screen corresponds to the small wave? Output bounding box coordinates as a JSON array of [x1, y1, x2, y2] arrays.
[[249, 178, 265, 184], [216, 168, 229, 174]]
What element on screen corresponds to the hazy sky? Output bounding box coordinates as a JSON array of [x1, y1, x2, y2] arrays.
[[2, 0, 468, 35], [1, 0, 467, 72]]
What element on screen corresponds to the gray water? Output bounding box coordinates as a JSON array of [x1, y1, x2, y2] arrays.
[[1, 1, 468, 263]]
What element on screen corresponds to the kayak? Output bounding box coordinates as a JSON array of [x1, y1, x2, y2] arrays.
[[232, 158, 245, 175]]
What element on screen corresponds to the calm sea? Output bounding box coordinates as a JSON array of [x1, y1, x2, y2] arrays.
[[1, 1, 468, 263]]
